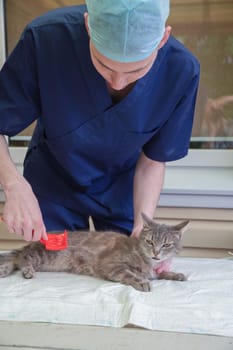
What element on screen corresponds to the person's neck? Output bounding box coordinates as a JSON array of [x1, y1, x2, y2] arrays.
[[106, 81, 136, 104]]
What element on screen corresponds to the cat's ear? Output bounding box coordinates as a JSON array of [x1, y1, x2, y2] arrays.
[[141, 212, 158, 229], [172, 220, 190, 237]]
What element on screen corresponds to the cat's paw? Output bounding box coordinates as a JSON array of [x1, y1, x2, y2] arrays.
[[22, 267, 35, 279], [132, 280, 151, 292], [157, 271, 187, 281], [174, 273, 187, 281], [0, 266, 11, 278]]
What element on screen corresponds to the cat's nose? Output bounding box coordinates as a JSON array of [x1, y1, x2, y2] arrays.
[[153, 250, 160, 260], [152, 256, 160, 260]]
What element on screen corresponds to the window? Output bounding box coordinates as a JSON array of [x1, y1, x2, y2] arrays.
[[3, 0, 81, 147], [2, 0, 233, 150], [170, 0, 233, 150], [0, 1, 5, 72], [0, 0, 233, 208]]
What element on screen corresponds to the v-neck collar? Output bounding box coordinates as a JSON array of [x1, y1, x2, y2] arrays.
[[80, 32, 166, 115]]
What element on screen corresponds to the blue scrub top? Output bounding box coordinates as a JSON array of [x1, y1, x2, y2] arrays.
[[0, 5, 200, 218]]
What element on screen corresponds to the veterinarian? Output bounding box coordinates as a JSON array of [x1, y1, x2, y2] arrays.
[[0, 0, 199, 241]]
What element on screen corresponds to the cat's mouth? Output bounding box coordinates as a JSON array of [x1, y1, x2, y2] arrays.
[[152, 257, 161, 261]]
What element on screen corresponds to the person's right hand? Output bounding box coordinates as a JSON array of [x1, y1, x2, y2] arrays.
[[2, 175, 48, 242]]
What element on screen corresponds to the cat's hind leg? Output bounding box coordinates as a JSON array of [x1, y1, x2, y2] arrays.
[[0, 253, 16, 277], [18, 253, 36, 279], [0, 260, 15, 277], [21, 265, 36, 279]]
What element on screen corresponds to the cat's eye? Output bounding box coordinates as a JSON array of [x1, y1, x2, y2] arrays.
[[145, 239, 153, 246], [162, 243, 172, 248]]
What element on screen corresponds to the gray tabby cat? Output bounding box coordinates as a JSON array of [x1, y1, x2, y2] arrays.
[[0, 213, 189, 292]]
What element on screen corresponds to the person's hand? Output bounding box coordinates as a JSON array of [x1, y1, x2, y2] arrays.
[[130, 225, 143, 238], [2, 175, 47, 242]]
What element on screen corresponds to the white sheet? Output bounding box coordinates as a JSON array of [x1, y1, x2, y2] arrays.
[[0, 257, 232, 337]]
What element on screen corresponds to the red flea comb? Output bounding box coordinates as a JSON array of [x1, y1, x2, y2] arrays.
[[40, 230, 68, 250]]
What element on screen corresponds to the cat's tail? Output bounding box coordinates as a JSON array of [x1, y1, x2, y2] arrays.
[[0, 251, 18, 277]]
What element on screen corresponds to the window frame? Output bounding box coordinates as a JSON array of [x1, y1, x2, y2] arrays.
[[0, 0, 232, 209], [0, 0, 5, 68]]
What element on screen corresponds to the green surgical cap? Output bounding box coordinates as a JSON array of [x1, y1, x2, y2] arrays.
[[85, 0, 170, 62]]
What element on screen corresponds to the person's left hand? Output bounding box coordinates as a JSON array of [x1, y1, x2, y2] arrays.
[[130, 225, 143, 238]]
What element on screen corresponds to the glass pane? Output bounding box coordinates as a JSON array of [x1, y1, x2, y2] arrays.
[[170, 0, 233, 149], [5, 0, 83, 146], [4, 0, 233, 149]]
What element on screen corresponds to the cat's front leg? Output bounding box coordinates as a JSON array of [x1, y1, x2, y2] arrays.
[[157, 271, 187, 281], [107, 267, 151, 292], [119, 273, 151, 292], [129, 277, 151, 292], [154, 259, 172, 275]]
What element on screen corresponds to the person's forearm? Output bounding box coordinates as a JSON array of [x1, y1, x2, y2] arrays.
[[0, 135, 23, 191], [132, 152, 165, 237], [0, 134, 47, 241]]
